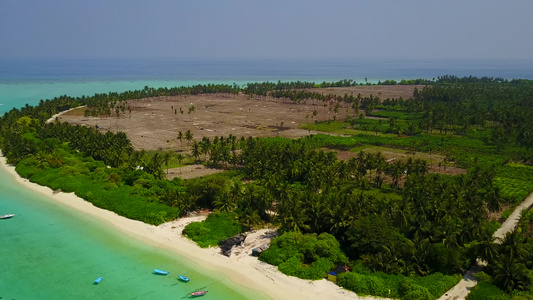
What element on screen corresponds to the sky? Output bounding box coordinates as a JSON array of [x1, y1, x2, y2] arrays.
[[1, 0, 532, 60]]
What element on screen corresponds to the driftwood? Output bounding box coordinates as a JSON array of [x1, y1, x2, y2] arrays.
[[219, 234, 246, 257]]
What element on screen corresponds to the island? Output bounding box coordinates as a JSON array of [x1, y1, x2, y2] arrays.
[[1, 77, 533, 300]]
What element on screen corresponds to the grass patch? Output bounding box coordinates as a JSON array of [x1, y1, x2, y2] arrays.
[[368, 110, 422, 120], [301, 121, 396, 137]]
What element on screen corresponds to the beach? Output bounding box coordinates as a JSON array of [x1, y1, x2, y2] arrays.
[[0, 155, 383, 300]]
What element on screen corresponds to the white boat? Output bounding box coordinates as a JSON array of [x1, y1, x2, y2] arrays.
[[0, 214, 15, 219]]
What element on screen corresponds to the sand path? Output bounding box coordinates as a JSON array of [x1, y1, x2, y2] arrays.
[[439, 192, 533, 300]]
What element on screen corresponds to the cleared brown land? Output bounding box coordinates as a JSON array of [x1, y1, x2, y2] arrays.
[[60, 93, 352, 151], [333, 147, 466, 176], [313, 85, 424, 99], [58, 86, 432, 178], [60, 86, 421, 152], [165, 164, 223, 180]]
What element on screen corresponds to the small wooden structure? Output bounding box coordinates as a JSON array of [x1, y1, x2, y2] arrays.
[[327, 265, 349, 283], [251, 244, 269, 257]]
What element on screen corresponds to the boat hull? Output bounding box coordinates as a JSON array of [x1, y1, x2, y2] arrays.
[[179, 275, 190, 282], [0, 214, 15, 219], [189, 290, 207, 297], [153, 269, 169, 275]]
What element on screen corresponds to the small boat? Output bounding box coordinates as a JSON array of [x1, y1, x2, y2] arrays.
[[179, 275, 190, 282], [153, 269, 169, 275], [94, 277, 103, 284], [189, 290, 207, 297], [0, 214, 15, 219]]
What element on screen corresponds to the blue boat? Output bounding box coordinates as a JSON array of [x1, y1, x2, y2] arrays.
[[179, 275, 190, 282], [154, 269, 169, 275], [94, 277, 103, 284]]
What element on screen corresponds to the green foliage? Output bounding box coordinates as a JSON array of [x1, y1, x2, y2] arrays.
[[368, 110, 422, 120], [426, 243, 465, 275], [495, 177, 533, 204], [337, 271, 460, 299], [466, 281, 510, 300], [410, 272, 462, 298], [182, 212, 244, 248], [399, 281, 433, 300], [347, 214, 409, 257], [15, 154, 181, 225], [337, 272, 389, 297], [502, 209, 512, 220], [259, 232, 347, 280], [476, 271, 493, 283]]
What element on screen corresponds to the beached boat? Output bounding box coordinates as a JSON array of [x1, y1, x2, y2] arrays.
[[153, 269, 169, 275], [0, 214, 14, 219], [189, 290, 207, 297], [179, 275, 190, 282], [94, 277, 103, 284]]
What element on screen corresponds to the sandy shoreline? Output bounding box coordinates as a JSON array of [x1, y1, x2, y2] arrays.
[[0, 155, 384, 300]]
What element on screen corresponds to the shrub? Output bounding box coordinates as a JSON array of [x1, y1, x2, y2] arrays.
[[476, 271, 493, 283], [502, 209, 512, 220], [410, 272, 461, 298], [466, 281, 510, 300], [336, 272, 389, 297], [182, 212, 244, 248], [259, 232, 347, 280], [399, 281, 433, 300]]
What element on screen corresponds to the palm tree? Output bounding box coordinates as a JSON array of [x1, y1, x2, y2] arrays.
[[493, 253, 531, 292], [185, 130, 193, 151], [187, 105, 196, 121], [176, 153, 184, 174], [147, 153, 164, 179], [177, 131, 183, 151], [191, 141, 200, 161], [476, 231, 500, 265], [163, 152, 171, 175]]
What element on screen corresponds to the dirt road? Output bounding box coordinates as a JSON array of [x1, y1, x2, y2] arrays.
[[438, 192, 533, 300]]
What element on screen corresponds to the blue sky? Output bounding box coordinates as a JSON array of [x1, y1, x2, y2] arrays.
[[1, 0, 532, 59]]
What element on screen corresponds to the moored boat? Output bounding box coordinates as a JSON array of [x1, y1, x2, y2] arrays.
[[0, 214, 15, 219], [189, 290, 207, 297], [153, 269, 169, 275], [179, 275, 190, 282], [94, 277, 103, 284]]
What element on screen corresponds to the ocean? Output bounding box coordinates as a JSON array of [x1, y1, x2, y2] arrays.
[[1, 58, 533, 299]]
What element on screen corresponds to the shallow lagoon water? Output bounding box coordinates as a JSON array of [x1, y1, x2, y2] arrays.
[[0, 163, 267, 300]]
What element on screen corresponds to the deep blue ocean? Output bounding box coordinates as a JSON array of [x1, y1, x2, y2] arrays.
[[1, 57, 532, 299]]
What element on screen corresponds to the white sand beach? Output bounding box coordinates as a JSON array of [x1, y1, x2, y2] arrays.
[[0, 155, 385, 300]]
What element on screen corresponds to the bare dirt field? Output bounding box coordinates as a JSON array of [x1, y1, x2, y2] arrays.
[[165, 164, 223, 180], [60, 86, 421, 152], [60, 93, 352, 151], [58, 86, 426, 179], [332, 146, 466, 176], [313, 85, 424, 99]]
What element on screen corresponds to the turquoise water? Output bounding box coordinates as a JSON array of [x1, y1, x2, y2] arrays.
[[0, 80, 250, 115], [0, 163, 267, 300]]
